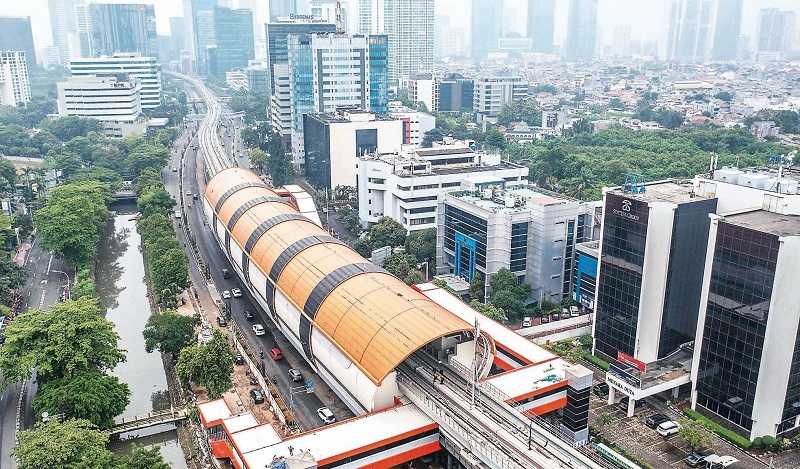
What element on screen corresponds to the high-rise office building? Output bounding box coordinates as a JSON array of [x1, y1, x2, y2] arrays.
[[183, 0, 217, 71], [270, 0, 298, 21], [472, 74, 528, 122], [0, 17, 36, 68], [74, 4, 92, 57], [666, 0, 715, 62], [710, 0, 742, 61], [69, 53, 161, 108], [265, 16, 336, 92], [437, 74, 473, 114], [470, 0, 502, 60], [756, 8, 796, 59], [565, 0, 598, 61], [88, 3, 157, 57], [288, 33, 388, 168], [48, 0, 82, 65], [368, 35, 389, 113], [57, 75, 145, 138], [311, 0, 347, 27], [593, 181, 718, 364], [169, 17, 186, 54], [358, 0, 433, 84], [270, 63, 292, 147], [0, 51, 32, 107], [527, 0, 555, 53], [208, 7, 254, 77]]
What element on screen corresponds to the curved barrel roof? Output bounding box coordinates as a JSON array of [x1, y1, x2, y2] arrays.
[[205, 168, 471, 385]]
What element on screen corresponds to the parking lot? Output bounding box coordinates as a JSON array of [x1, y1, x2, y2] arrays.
[[588, 390, 765, 468]]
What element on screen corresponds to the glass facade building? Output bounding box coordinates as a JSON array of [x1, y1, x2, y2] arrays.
[[266, 19, 336, 90], [368, 35, 389, 113], [437, 75, 473, 113], [88, 4, 158, 57], [210, 7, 254, 77], [0, 17, 36, 68], [443, 204, 488, 279]]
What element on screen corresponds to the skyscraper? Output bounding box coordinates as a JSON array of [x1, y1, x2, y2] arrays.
[[666, 0, 715, 62], [565, 0, 598, 61], [471, 0, 502, 60], [48, 0, 82, 65], [270, 0, 298, 21], [208, 7, 255, 77], [183, 0, 217, 71], [0, 17, 36, 68], [358, 0, 433, 84], [0, 51, 32, 107], [527, 0, 555, 53], [710, 0, 742, 61], [756, 8, 795, 58], [89, 4, 157, 57], [265, 16, 336, 93]]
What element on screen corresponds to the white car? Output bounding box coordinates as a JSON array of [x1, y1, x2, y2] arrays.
[[252, 324, 265, 336], [521, 317, 532, 327], [570, 305, 580, 317], [704, 455, 738, 468], [198, 327, 213, 344], [317, 407, 336, 424], [232, 288, 243, 298], [222, 290, 231, 299], [656, 420, 680, 437]]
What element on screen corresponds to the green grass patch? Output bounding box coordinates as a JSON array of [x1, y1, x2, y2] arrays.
[[684, 409, 752, 449], [582, 352, 610, 371]]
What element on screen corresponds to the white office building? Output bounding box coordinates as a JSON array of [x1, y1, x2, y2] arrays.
[[358, 138, 528, 232], [0, 51, 31, 107], [270, 63, 292, 147], [473, 74, 528, 122], [401, 73, 437, 112], [57, 75, 145, 138], [225, 69, 248, 91], [387, 102, 435, 147], [69, 53, 161, 108]]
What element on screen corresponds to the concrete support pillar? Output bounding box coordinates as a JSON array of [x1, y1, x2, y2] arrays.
[[627, 398, 635, 418], [672, 386, 680, 399], [608, 386, 616, 406]]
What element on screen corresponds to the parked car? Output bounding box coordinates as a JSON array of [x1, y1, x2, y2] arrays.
[[222, 290, 232, 299], [244, 310, 255, 321], [288, 368, 303, 382], [317, 407, 336, 424], [551, 312, 560, 321], [592, 382, 609, 397], [232, 288, 243, 298], [233, 353, 245, 365], [171, 167, 177, 172], [173, 210, 182, 219], [521, 316, 532, 327], [250, 389, 265, 404], [248, 375, 259, 386], [570, 305, 580, 317], [684, 451, 714, 468], [222, 268, 231, 279], [217, 315, 227, 327], [199, 327, 213, 344], [645, 413, 671, 429], [252, 324, 265, 336], [269, 348, 283, 361], [617, 397, 646, 414], [704, 455, 738, 468], [540, 315, 550, 324], [656, 420, 680, 437], [192, 193, 199, 200]]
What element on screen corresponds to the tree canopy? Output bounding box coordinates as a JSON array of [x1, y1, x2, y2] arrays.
[[176, 330, 234, 398], [488, 268, 530, 320], [404, 228, 436, 265], [32, 370, 130, 429], [114, 447, 170, 469], [367, 217, 407, 250], [497, 99, 542, 127], [143, 310, 198, 357], [14, 419, 114, 469]]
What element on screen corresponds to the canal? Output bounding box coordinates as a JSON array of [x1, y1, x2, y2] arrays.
[[96, 205, 187, 468]]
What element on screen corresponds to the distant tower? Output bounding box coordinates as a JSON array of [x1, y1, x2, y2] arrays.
[[471, 0, 503, 60], [711, 0, 743, 61], [565, 0, 598, 61], [527, 0, 555, 53]]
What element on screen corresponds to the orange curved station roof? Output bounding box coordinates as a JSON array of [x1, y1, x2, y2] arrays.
[[205, 168, 471, 385]]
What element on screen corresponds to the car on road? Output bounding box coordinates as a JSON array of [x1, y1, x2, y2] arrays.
[[521, 316, 532, 327], [185, 191, 192, 197], [244, 310, 255, 321], [216, 315, 227, 327], [222, 290, 232, 299], [199, 326, 213, 343], [248, 375, 259, 386], [656, 420, 680, 437], [253, 324, 265, 336], [232, 288, 243, 298], [570, 305, 580, 317], [174, 210, 182, 219], [193, 193, 199, 200], [269, 348, 283, 361], [171, 167, 177, 172], [222, 268, 231, 279], [684, 451, 714, 467], [250, 389, 265, 404], [592, 382, 609, 397], [233, 353, 245, 365], [317, 407, 336, 424], [644, 413, 671, 429], [288, 368, 303, 382]]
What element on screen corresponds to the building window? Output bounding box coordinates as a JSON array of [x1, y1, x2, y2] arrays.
[[443, 204, 488, 269], [510, 222, 527, 272]]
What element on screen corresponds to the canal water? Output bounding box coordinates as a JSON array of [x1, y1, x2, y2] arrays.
[[96, 206, 187, 468]]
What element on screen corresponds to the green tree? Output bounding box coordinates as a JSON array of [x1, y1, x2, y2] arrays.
[[337, 206, 361, 234], [70, 167, 124, 191], [143, 310, 198, 357], [266, 132, 293, 186], [13, 419, 113, 469], [469, 300, 507, 322], [405, 228, 436, 264], [352, 237, 371, 257], [32, 370, 130, 428], [72, 267, 96, 300], [490, 268, 521, 295], [608, 97, 625, 110], [42, 116, 102, 141], [369, 216, 407, 249], [126, 142, 169, 178], [114, 447, 170, 469], [470, 271, 485, 300], [149, 248, 189, 303], [677, 417, 713, 450], [0, 254, 25, 305], [404, 270, 425, 285], [176, 330, 233, 398], [134, 168, 163, 196], [249, 147, 267, 173], [714, 91, 733, 102], [497, 99, 542, 127], [532, 84, 557, 94], [422, 128, 445, 147], [137, 189, 176, 217], [0, 298, 126, 383], [0, 157, 17, 194], [491, 289, 524, 317], [382, 251, 417, 280], [484, 128, 506, 150]]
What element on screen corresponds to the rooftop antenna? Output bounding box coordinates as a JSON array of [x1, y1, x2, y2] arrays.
[[335, 0, 344, 34]]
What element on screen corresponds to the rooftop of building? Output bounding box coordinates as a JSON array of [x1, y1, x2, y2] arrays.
[[447, 185, 580, 214], [306, 109, 397, 124], [607, 179, 710, 204], [724, 209, 800, 237], [576, 240, 599, 257]]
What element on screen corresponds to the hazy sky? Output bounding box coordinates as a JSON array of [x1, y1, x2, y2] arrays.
[[2, 0, 799, 53]]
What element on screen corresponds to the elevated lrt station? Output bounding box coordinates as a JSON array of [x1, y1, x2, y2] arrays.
[[197, 168, 605, 469]]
